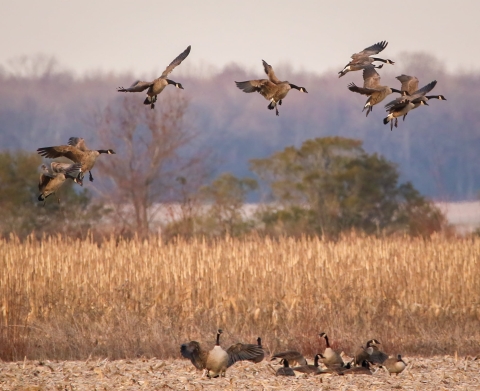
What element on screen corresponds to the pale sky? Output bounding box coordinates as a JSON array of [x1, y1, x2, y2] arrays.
[[1, 0, 479, 77]]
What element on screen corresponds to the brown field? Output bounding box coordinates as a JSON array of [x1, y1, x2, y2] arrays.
[[1, 234, 480, 364], [1, 356, 478, 390]]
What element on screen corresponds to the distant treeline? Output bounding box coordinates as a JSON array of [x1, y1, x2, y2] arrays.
[[0, 52, 479, 201]]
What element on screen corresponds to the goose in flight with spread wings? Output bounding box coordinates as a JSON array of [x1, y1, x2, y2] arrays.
[[347, 66, 403, 116], [38, 162, 82, 204], [339, 41, 394, 78], [235, 60, 308, 116], [37, 137, 115, 183], [117, 45, 191, 109], [383, 79, 445, 130]]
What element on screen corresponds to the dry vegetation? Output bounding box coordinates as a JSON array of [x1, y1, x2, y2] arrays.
[[1, 356, 479, 391], [1, 234, 480, 363]]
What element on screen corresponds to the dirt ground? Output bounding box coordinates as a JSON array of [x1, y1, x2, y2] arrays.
[[0, 355, 478, 391]]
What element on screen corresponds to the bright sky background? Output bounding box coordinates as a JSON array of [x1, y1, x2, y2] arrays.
[[1, 0, 478, 77]]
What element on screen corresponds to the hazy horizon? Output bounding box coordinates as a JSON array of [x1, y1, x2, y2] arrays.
[[2, 1, 479, 77]]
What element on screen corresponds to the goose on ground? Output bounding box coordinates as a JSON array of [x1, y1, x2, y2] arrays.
[[117, 45, 191, 109], [354, 339, 381, 365], [339, 41, 394, 78], [368, 340, 389, 364], [382, 354, 407, 376], [292, 354, 325, 374], [226, 336, 265, 365], [318, 332, 344, 368], [235, 60, 308, 116], [276, 359, 295, 376], [339, 360, 373, 375], [270, 350, 307, 366], [38, 162, 82, 204], [37, 137, 115, 183], [180, 329, 264, 378], [347, 66, 402, 116]]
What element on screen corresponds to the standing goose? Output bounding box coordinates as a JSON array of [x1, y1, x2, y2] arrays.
[[382, 354, 407, 376], [347, 66, 403, 116], [117, 45, 191, 109], [235, 60, 308, 116], [180, 329, 264, 378], [271, 350, 307, 367], [318, 333, 344, 368], [339, 41, 394, 78], [276, 359, 295, 377], [38, 162, 82, 204], [37, 137, 115, 182]]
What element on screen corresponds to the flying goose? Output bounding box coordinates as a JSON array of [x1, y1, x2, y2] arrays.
[[382, 354, 407, 376], [271, 350, 308, 367], [117, 45, 191, 109], [37, 137, 115, 183], [339, 41, 394, 78], [38, 162, 82, 204], [383, 80, 442, 130], [235, 60, 308, 116], [318, 333, 344, 368], [276, 359, 295, 376], [180, 329, 264, 378], [347, 66, 403, 116]]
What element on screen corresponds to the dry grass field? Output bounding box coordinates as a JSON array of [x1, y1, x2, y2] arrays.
[[1, 356, 479, 390], [1, 234, 480, 365]]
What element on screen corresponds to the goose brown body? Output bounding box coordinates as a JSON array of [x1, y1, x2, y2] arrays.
[[383, 354, 407, 376], [276, 359, 295, 377], [117, 45, 191, 109], [339, 41, 394, 78], [235, 60, 308, 116], [318, 333, 344, 367], [348, 66, 402, 116], [271, 350, 307, 366], [180, 330, 264, 378], [37, 137, 115, 182], [38, 162, 82, 203]]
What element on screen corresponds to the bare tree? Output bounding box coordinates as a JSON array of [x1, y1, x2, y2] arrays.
[[94, 93, 206, 238]]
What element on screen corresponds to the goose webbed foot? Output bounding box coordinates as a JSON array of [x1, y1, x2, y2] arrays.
[[89, 171, 94, 182]]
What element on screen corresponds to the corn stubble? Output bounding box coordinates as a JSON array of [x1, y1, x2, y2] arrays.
[[1, 234, 479, 360]]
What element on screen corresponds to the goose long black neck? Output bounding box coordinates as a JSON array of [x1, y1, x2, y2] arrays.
[[314, 354, 320, 367], [324, 334, 330, 348], [216, 329, 222, 346], [257, 337, 262, 347]]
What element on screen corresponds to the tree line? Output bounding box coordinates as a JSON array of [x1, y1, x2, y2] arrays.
[[0, 95, 446, 240]]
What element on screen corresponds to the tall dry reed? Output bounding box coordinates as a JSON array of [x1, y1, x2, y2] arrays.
[[1, 234, 479, 361]]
